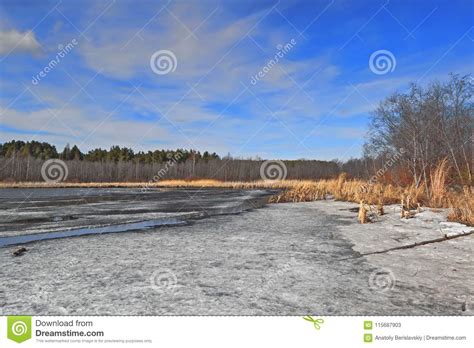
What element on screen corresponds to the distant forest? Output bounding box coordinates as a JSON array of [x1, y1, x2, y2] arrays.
[[0, 140, 219, 163], [0, 139, 346, 182], [0, 75, 472, 185]]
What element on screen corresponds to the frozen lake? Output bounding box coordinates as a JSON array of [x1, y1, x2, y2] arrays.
[[0, 187, 275, 243], [0, 188, 472, 315]]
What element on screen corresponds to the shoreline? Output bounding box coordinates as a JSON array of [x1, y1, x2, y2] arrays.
[[1, 179, 472, 227], [1, 198, 472, 315]]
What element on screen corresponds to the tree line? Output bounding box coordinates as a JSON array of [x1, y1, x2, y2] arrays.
[[0, 74, 472, 186], [0, 148, 342, 182], [0, 140, 219, 163]]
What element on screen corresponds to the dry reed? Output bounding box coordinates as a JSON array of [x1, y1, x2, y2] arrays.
[[1, 160, 472, 226]]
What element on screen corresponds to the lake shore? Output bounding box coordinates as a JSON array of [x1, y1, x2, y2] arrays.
[[0, 189, 472, 316], [1, 178, 472, 227]]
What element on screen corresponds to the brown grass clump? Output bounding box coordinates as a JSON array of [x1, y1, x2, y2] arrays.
[[400, 197, 418, 219], [401, 183, 425, 208], [268, 181, 327, 203], [334, 173, 348, 200], [358, 201, 368, 224], [377, 199, 384, 216], [448, 186, 474, 226], [429, 158, 449, 207]]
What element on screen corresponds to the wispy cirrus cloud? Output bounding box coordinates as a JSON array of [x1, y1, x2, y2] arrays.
[[0, 29, 41, 55], [0, 0, 472, 160]]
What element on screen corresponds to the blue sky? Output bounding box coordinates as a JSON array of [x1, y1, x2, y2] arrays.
[[0, 0, 473, 160]]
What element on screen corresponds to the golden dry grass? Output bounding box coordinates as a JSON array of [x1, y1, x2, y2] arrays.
[[1, 165, 472, 226], [447, 186, 474, 226], [429, 158, 449, 207]]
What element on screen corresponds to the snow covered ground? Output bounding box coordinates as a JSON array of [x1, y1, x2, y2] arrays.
[[0, 188, 472, 315]]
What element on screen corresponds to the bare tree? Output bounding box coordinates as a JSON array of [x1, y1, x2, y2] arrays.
[[365, 74, 473, 190]]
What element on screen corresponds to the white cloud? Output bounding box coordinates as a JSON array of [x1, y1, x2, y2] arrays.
[[8, 2, 463, 160], [0, 105, 173, 152], [308, 125, 366, 140], [77, 4, 262, 81], [0, 29, 41, 55]]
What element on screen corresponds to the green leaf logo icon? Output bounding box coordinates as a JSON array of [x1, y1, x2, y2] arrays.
[[7, 316, 32, 343]]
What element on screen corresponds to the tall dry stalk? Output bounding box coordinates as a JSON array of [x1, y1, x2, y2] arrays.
[[333, 173, 347, 200], [358, 201, 368, 224], [429, 158, 449, 207]]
